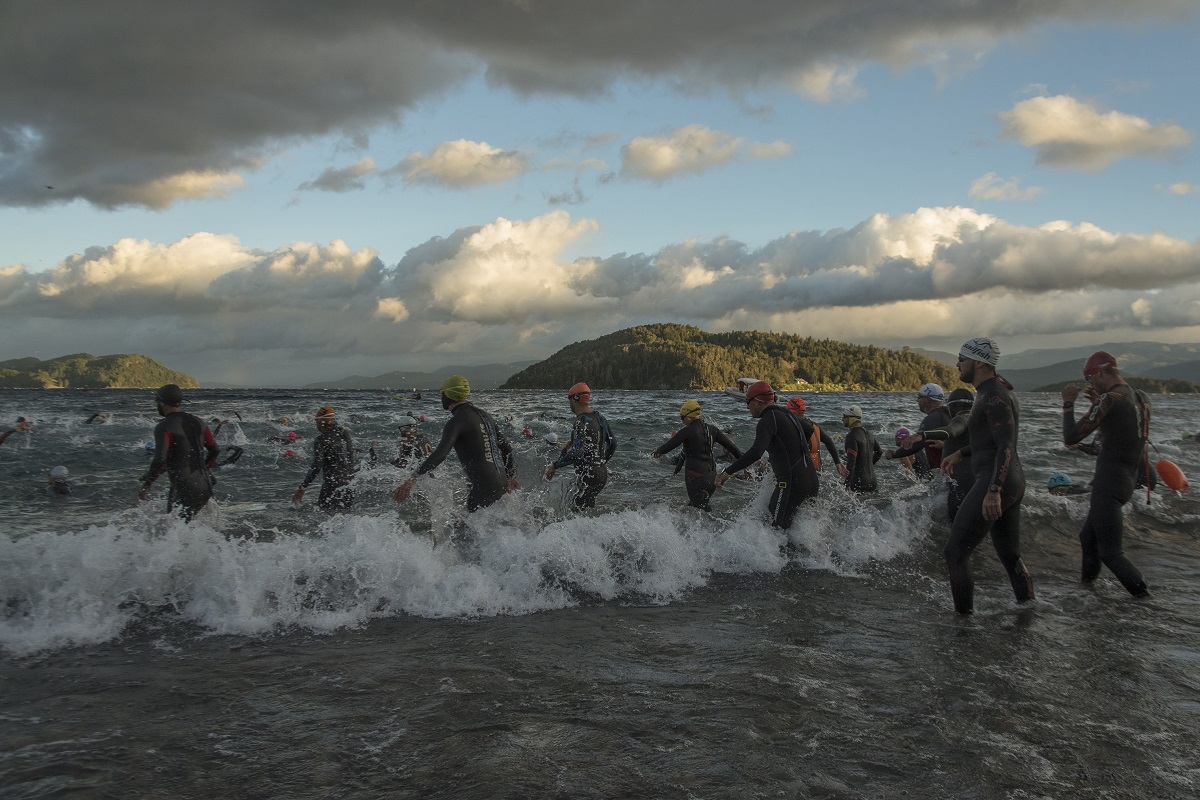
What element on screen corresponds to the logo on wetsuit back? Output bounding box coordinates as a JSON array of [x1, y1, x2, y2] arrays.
[[478, 422, 496, 467]]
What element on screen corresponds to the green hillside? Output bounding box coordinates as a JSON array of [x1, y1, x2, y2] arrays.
[[0, 353, 200, 389], [500, 324, 965, 392]]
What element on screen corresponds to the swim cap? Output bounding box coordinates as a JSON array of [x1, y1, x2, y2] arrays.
[[843, 404, 862, 420], [284, 449, 297, 458], [279, 417, 289, 425], [1047, 471, 1072, 489], [544, 432, 559, 445], [315, 405, 335, 420], [286, 431, 298, 441], [946, 388, 974, 410], [744, 381, 774, 403], [895, 427, 911, 441], [397, 415, 417, 429], [49, 465, 69, 481], [154, 384, 183, 405], [786, 397, 806, 415], [1083, 351, 1117, 378], [918, 383, 945, 402], [959, 337, 1000, 367], [441, 375, 471, 402], [680, 400, 701, 419], [144, 441, 155, 450], [568, 382, 591, 402]]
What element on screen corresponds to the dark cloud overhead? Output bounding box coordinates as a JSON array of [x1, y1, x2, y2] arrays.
[[2, 0, 1192, 209]]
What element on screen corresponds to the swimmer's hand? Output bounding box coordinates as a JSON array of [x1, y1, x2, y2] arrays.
[[544, 465, 557, 481], [138, 483, 152, 502], [940, 451, 962, 477], [393, 478, 416, 503], [291, 487, 305, 505], [836, 464, 850, 478]]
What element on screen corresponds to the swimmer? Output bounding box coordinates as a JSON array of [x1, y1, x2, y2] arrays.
[[216, 446, 244, 467], [786, 397, 846, 476], [905, 388, 975, 521], [0, 417, 31, 446], [545, 382, 617, 509], [1047, 471, 1089, 496], [86, 412, 110, 424], [651, 400, 743, 511], [46, 465, 71, 496], [841, 405, 882, 494], [292, 406, 355, 512], [138, 385, 220, 522]]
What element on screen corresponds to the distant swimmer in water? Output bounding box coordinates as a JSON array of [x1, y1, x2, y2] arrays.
[[47, 465, 71, 496], [216, 446, 244, 467], [292, 406, 355, 512], [86, 412, 110, 424], [373, 415, 433, 470], [651, 399, 743, 511], [269, 430, 303, 443], [1047, 471, 1089, 496], [393, 375, 518, 512], [138, 384, 219, 522], [0, 417, 31, 446]]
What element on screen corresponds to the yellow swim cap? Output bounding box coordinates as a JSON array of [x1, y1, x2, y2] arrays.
[[679, 399, 701, 419], [441, 374, 471, 402]]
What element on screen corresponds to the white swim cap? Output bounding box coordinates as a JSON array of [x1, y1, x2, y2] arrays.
[[544, 432, 558, 445], [842, 404, 862, 420], [49, 465, 69, 481], [397, 415, 418, 429], [917, 383, 945, 401], [959, 337, 1000, 367]]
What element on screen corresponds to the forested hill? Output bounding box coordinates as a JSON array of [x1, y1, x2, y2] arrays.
[[0, 354, 199, 389], [499, 324, 965, 392]]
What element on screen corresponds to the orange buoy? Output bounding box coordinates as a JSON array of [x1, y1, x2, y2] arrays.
[[1156, 459, 1189, 491]]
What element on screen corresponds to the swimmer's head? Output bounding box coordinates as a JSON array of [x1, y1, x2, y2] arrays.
[[1047, 471, 1073, 490], [786, 397, 806, 415], [744, 381, 774, 405], [1083, 351, 1118, 380], [917, 383, 945, 403], [842, 404, 863, 422], [154, 384, 183, 406], [144, 441, 155, 451], [397, 415, 418, 430], [48, 465, 69, 483], [544, 432, 558, 445], [441, 375, 471, 408], [946, 388, 974, 414], [958, 337, 1000, 367], [568, 382, 591, 404], [679, 400, 701, 420], [895, 427, 911, 443], [286, 431, 298, 441]]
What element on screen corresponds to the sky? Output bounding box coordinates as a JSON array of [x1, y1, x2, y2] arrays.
[[2, 1, 1199, 387]]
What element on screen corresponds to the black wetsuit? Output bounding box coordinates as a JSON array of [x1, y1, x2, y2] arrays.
[[554, 410, 616, 509], [891, 405, 951, 478], [1063, 383, 1150, 596], [723, 405, 818, 529], [417, 403, 516, 511], [387, 434, 433, 470], [843, 425, 882, 493], [653, 420, 743, 511], [141, 411, 219, 521], [922, 411, 973, 521], [944, 377, 1033, 613], [300, 424, 355, 511]]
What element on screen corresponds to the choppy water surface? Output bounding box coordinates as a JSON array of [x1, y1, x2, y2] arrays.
[[2, 387, 1198, 798]]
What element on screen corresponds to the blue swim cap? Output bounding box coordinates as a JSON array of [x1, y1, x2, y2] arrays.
[[144, 441, 155, 451], [1047, 471, 1072, 489]]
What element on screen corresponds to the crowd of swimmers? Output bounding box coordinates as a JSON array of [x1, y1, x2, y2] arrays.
[[1, 337, 1177, 613]]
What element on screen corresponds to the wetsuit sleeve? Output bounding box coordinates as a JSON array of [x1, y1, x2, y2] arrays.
[[300, 433, 324, 488], [496, 427, 517, 479], [711, 426, 743, 460], [922, 414, 968, 442], [983, 393, 1018, 489], [203, 426, 219, 469], [819, 428, 840, 465], [140, 426, 171, 484], [843, 428, 860, 481], [872, 435, 882, 464], [603, 414, 617, 461], [652, 428, 688, 457], [723, 415, 775, 475], [416, 417, 461, 475], [1063, 388, 1123, 446]]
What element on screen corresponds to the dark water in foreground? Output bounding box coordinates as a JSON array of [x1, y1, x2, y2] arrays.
[[2, 388, 1199, 799]]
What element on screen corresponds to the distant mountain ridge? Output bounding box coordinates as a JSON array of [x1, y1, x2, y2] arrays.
[[0, 353, 199, 389], [303, 361, 539, 391]]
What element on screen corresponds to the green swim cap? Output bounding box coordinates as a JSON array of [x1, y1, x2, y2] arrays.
[[441, 374, 471, 402]]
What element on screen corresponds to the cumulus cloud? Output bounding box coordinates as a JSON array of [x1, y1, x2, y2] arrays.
[[621, 125, 790, 181], [5, 205, 1200, 385], [998, 95, 1193, 171], [4, 2, 1190, 209], [298, 158, 377, 193], [390, 140, 530, 188], [1167, 181, 1196, 195], [969, 172, 1044, 201]]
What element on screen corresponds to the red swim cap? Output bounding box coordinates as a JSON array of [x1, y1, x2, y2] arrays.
[[745, 381, 774, 403], [1083, 351, 1117, 378], [568, 382, 591, 401], [786, 397, 806, 414]]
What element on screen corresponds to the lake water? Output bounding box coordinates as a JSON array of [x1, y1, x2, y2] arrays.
[[2, 387, 1198, 799]]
